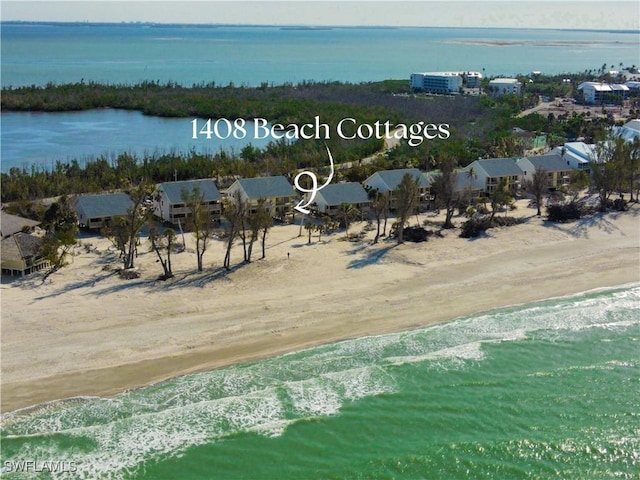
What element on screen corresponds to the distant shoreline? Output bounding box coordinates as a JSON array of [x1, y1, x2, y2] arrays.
[[1, 21, 638, 35]]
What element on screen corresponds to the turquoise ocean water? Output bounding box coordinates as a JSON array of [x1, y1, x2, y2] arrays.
[[1, 285, 639, 479], [1, 23, 639, 88]]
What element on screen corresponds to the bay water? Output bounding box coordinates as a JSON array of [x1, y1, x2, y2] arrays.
[[2, 24, 639, 172]]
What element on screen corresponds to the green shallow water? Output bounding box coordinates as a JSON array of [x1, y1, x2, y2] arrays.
[[1, 285, 639, 479]]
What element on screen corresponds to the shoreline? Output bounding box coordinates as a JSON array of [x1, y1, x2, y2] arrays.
[[2, 202, 639, 414], [3, 280, 638, 422]]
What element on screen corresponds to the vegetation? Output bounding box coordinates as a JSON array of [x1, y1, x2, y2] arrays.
[[523, 167, 549, 216], [591, 134, 634, 212], [546, 202, 585, 222], [368, 189, 390, 244], [182, 186, 214, 272], [148, 226, 176, 279], [40, 196, 78, 279], [222, 191, 246, 270], [104, 181, 154, 270], [430, 157, 458, 229], [2, 79, 529, 204], [394, 173, 420, 244]]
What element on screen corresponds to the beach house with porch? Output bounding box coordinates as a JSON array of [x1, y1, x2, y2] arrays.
[[363, 168, 431, 212], [1, 211, 41, 238], [517, 152, 574, 190], [1, 232, 50, 276], [311, 182, 371, 216], [463, 158, 523, 194], [154, 179, 222, 226], [226, 175, 297, 218], [74, 192, 134, 230]]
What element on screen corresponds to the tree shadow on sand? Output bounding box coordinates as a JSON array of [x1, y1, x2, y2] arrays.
[[347, 244, 397, 269], [542, 207, 637, 239]]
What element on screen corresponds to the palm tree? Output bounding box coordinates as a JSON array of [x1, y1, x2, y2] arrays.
[[524, 167, 549, 216], [338, 202, 359, 237], [368, 189, 389, 244], [304, 221, 315, 244]]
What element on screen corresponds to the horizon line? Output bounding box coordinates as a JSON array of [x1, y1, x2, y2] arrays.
[[2, 20, 639, 33]]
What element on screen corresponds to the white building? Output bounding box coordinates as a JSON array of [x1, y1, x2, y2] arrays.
[[410, 72, 463, 94], [552, 142, 595, 172], [578, 82, 629, 104], [463, 71, 483, 88], [614, 119, 640, 143], [488, 78, 521, 96]]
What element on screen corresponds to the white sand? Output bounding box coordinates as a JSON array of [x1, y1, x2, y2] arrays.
[[2, 200, 639, 413]]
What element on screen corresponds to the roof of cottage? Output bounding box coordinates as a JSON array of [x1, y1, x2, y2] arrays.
[[158, 179, 221, 204]]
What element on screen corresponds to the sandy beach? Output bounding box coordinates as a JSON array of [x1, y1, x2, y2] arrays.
[[1, 201, 639, 414]]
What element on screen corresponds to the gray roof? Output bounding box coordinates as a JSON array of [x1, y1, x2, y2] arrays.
[[367, 168, 430, 190], [235, 176, 295, 200], [1, 232, 43, 263], [474, 158, 523, 177], [316, 183, 371, 206], [158, 179, 221, 204], [74, 193, 133, 219], [0, 211, 41, 238], [521, 153, 571, 173]]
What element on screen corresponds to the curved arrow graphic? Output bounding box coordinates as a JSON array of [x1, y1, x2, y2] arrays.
[[293, 144, 335, 215]]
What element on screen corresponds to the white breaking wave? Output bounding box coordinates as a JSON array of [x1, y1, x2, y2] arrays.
[[2, 284, 638, 479]]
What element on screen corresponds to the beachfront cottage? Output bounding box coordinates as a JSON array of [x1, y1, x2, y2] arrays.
[[517, 153, 574, 191], [363, 168, 431, 211], [154, 179, 222, 227], [226, 175, 297, 219], [74, 192, 133, 230], [1, 232, 50, 276], [0, 210, 41, 239], [312, 182, 371, 216], [463, 158, 523, 194]]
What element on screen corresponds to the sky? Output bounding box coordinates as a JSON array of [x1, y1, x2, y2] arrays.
[[1, 1, 639, 30]]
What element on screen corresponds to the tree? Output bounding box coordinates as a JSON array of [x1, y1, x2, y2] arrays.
[[41, 196, 78, 279], [246, 198, 270, 263], [489, 178, 512, 223], [591, 135, 628, 212], [148, 226, 176, 279], [105, 181, 154, 270], [625, 137, 640, 202], [394, 173, 420, 244], [524, 166, 549, 216], [337, 202, 359, 237], [430, 158, 458, 229], [305, 220, 315, 244], [259, 208, 273, 260], [368, 189, 389, 244], [183, 185, 215, 272], [222, 191, 246, 270]]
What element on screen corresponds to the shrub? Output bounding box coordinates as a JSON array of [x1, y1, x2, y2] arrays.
[[460, 215, 524, 238], [546, 202, 584, 222], [460, 217, 491, 238], [402, 226, 431, 242]]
